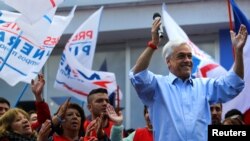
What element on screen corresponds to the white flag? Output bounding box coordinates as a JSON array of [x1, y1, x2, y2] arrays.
[[55, 7, 118, 101], [16, 7, 57, 45], [55, 49, 117, 101], [0, 6, 75, 86], [1, 0, 64, 23], [65, 6, 103, 70]]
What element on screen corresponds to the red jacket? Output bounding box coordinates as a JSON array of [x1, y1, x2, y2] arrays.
[[31, 101, 51, 130], [133, 127, 153, 141]]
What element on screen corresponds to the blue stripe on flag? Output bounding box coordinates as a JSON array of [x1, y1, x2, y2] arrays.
[[5, 63, 27, 76], [219, 29, 233, 70], [43, 15, 52, 23], [0, 20, 5, 24]]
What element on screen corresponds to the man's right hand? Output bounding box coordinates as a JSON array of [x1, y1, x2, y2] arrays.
[[151, 18, 161, 46]]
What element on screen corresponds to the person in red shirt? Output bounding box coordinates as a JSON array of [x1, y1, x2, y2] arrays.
[[84, 88, 114, 140], [126, 106, 153, 141], [107, 105, 153, 141]]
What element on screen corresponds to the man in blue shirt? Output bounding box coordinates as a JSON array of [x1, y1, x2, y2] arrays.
[[129, 17, 248, 141]]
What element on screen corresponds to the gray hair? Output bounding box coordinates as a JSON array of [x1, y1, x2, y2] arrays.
[[162, 40, 189, 60]]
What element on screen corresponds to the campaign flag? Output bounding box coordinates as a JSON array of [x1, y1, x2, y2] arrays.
[[222, 0, 250, 117], [1, 0, 64, 23], [162, 3, 227, 78], [16, 7, 57, 45], [0, 7, 75, 86], [27, 6, 76, 80], [63, 6, 102, 70], [0, 0, 58, 45], [55, 49, 117, 102], [55, 7, 117, 102]]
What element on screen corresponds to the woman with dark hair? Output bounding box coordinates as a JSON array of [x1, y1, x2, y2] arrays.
[[222, 117, 244, 125], [223, 109, 245, 125], [53, 103, 85, 141], [38, 102, 86, 141]]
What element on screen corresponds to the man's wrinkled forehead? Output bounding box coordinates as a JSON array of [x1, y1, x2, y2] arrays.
[[171, 44, 192, 56]]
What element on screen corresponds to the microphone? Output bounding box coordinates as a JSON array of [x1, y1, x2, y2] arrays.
[[153, 13, 164, 38]]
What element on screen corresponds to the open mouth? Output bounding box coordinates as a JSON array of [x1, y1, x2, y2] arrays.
[[71, 120, 79, 127], [23, 124, 31, 129]]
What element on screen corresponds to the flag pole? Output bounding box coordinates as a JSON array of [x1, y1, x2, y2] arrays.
[[227, 0, 235, 60], [14, 83, 29, 107], [227, 0, 234, 31], [116, 85, 120, 114], [81, 101, 84, 108]]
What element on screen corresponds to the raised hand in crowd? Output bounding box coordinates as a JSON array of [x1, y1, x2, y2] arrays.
[[106, 104, 123, 126], [31, 74, 45, 102], [52, 97, 71, 125], [30, 74, 51, 131], [37, 120, 52, 141], [95, 113, 107, 139], [84, 119, 98, 141], [84, 104, 120, 141]]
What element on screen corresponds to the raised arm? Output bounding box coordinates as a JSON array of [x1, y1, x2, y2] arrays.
[[31, 74, 51, 130], [106, 104, 124, 141], [31, 74, 45, 102], [51, 97, 71, 126], [132, 18, 161, 74], [106, 104, 123, 126], [231, 24, 248, 79], [37, 120, 51, 141]]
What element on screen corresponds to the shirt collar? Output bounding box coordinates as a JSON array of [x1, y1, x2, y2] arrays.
[[169, 72, 194, 86], [169, 72, 178, 84]]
